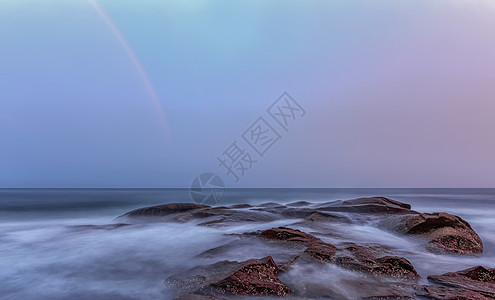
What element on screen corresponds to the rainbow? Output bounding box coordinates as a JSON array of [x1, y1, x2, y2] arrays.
[[88, 0, 169, 138]]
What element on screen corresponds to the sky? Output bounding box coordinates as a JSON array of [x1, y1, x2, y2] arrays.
[[1, 0, 495, 188]]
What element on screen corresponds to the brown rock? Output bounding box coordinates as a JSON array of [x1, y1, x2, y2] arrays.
[[123, 203, 209, 217], [373, 256, 419, 280], [317, 197, 416, 214], [174, 294, 225, 300], [416, 285, 493, 300], [428, 266, 495, 296], [260, 227, 320, 245], [305, 241, 337, 262], [206, 256, 292, 296], [405, 213, 483, 255], [340, 278, 414, 299], [335, 244, 419, 281]]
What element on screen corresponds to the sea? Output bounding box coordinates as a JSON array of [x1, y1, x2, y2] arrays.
[[0, 188, 494, 299]]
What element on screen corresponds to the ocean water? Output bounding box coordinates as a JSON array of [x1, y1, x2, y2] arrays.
[[0, 188, 494, 299]]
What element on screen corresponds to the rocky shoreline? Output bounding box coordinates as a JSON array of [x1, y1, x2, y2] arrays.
[[116, 197, 493, 299]]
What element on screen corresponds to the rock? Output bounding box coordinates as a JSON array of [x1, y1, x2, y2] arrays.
[[406, 213, 483, 255], [304, 211, 351, 223], [122, 203, 209, 218], [341, 278, 414, 299], [416, 285, 494, 300], [203, 256, 292, 297], [68, 223, 131, 231], [316, 197, 417, 214], [334, 244, 419, 281], [193, 208, 278, 226], [304, 241, 337, 262], [174, 294, 225, 300], [344, 196, 413, 209], [166, 260, 243, 295], [427, 266, 495, 296], [373, 256, 419, 280], [260, 227, 320, 245], [261, 228, 419, 281], [228, 204, 252, 209], [294, 278, 414, 299], [286, 201, 313, 207]]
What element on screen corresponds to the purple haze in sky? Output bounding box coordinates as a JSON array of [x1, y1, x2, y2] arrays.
[[1, 0, 494, 187]]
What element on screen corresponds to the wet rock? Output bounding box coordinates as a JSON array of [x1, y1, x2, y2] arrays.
[[122, 203, 209, 218], [415, 285, 493, 300], [304, 211, 351, 223], [427, 266, 495, 296], [341, 278, 414, 299], [406, 213, 483, 255], [228, 204, 252, 209], [174, 294, 225, 300], [262, 228, 419, 281], [373, 256, 419, 280], [166, 260, 243, 295], [344, 196, 413, 209], [202, 256, 292, 297], [292, 277, 414, 300], [193, 208, 278, 226], [304, 241, 337, 262], [280, 207, 321, 218], [286, 201, 313, 207], [68, 223, 131, 231], [195, 237, 305, 269], [255, 202, 287, 208], [260, 227, 320, 245], [316, 197, 417, 214], [334, 244, 419, 280]]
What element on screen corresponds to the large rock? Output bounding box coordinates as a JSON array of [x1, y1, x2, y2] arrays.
[[405, 213, 483, 255], [203, 256, 292, 297], [335, 243, 419, 281], [261, 227, 419, 281], [289, 277, 415, 299], [122, 203, 209, 218], [167, 256, 292, 298], [260, 227, 321, 245], [427, 266, 495, 297], [120, 203, 279, 226], [174, 294, 225, 300], [416, 285, 494, 300], [315, 197, 417, 214]]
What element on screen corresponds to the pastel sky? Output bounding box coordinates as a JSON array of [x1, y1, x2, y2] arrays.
[[1, 0, 495, 188]]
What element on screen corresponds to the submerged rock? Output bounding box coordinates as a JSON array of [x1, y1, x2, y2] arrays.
[[334, 244, 419, 281], [203, 256, 292, 297], [416, 285, 494, 300], [406, 212, 483, 255], [380, 211, 483, 255], [120, 197, 488, 299], [288, 277, 415, 300], [427, 266, 495, 296], [260, 227, 419, 281], [316, 196, 417, 214], [168, 256, 291, 297], [260, 227, 321, 245], [122, 203, 209, 218], [68, 223, 131, 231], [174, 294, 225, 300]]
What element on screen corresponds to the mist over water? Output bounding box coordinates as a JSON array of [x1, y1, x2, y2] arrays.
[[1, 189, 494, 299]]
